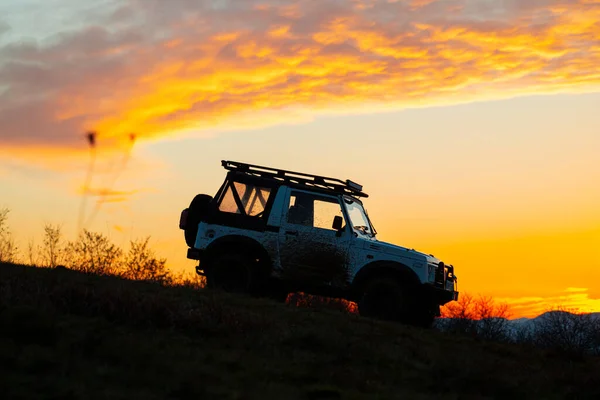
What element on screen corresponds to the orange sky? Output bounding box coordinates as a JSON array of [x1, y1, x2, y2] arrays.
[[1, 0, 599, 318]]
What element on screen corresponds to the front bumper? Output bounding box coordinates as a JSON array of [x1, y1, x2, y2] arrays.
[[423, 283, 459, 306], [426, 261, 458, 305]]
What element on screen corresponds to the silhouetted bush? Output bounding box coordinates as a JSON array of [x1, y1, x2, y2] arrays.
[[26, 238, 40, 267], [437, 293, 511, 341], [510, 321, 536, 346], [287, 292, 358, 314], [170, 270, 205, 290], [0, 208, 19, 263], [63, 230, 122, 275], [41, 223, 65, 268], [121, 237, 172, 284], [530, 307, 600, 356]]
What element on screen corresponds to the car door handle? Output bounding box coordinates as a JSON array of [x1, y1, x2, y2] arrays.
[[285, 230, 298, 236]]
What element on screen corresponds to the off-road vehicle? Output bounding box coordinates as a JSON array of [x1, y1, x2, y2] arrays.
[[179, 160, 458, 327]]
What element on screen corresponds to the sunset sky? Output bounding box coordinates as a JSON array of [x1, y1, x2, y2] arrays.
[[1, 0, 599, 318]]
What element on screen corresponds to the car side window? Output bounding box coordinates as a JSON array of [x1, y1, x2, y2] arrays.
[[218, 180, 271, 217], [287, 191, 345, 231]]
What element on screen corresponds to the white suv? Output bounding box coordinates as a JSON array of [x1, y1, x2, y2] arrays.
[[179, 160, 458, 327]]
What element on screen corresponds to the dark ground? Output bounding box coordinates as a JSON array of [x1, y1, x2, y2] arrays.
[[1, 262, 599, 400]]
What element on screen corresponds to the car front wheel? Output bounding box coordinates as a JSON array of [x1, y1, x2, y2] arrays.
[[358, 277, 435, 328], [358, 277, 410, 322]]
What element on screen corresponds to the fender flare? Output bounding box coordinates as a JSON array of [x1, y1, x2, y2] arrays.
[[350, 260, 421, 297], [204, 235, 273, 278]]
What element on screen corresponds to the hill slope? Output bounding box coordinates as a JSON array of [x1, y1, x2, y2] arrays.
[[1, 263, 599, 400]]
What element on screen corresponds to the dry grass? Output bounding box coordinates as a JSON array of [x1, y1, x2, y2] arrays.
[[1, 262, 600, 400]]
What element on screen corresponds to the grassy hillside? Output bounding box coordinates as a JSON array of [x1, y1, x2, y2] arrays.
[[1, 263, 599, 400]]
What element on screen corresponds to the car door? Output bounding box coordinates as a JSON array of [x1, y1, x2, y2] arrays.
[[278, 188, 352, 287]]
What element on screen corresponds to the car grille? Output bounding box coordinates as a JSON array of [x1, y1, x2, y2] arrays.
[[434, 262, 446, 288]]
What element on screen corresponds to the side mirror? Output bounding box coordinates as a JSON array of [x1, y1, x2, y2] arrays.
[[332, 215, 344, 232]]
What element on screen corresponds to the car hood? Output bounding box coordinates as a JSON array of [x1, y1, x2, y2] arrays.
[[362, 239, 440, 263]]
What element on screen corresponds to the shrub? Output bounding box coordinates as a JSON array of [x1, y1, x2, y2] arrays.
[[531, 306, 600, 356], [121, 237, 171, 284], [438, 293, 511, 341], [170, 271, 205, 290], [0, 208, 19, 264], [287, 292, 358, 314], [26, 238, 40, 267], [63, 230, 122, 275], [41, 223, 65, 268]]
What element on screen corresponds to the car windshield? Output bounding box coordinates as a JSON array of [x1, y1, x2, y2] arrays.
[[344, 196, 376, 238]]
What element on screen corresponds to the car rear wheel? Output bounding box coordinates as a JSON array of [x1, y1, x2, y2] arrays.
[[205, 253, 253, 294]]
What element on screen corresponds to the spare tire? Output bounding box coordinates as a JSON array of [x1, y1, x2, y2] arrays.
[[184, 194, 213, 248]]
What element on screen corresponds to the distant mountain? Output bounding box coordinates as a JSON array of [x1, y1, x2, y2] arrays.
[[436, 311, 600, 342], [507, 311, 600, 328], [531, 311, 600, 321]]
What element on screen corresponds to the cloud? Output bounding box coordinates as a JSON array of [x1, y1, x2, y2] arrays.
[[96, 196, 130, 205], [499, 287, 600, 318], [113, 224, 125, 232], [0, 0, 599, 156], [0, 20, 9, 37], [82, 188, 139, 197], [76, 187, 140, 205], [565, 287, 589, 293]]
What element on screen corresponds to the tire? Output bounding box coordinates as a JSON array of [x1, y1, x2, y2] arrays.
[[358, 277, 410, 322], [358, 277, 436, 328], [184, 194, 213, 248], [205, 253, 253, 294]]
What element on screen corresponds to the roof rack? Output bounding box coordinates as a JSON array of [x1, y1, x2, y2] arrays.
[[221, 160, 368, 198]]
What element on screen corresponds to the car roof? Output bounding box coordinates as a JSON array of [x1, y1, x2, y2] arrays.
[[222, 160, 369, 198]]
